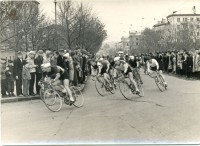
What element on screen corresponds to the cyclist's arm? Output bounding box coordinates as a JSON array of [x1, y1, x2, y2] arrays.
[[123, 63, 129, 74], [53, 73, 61, 82]]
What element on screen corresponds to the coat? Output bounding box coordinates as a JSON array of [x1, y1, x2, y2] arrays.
[[34, 55, 43, 74], [13, 57, 23, 77], [22, 66, 31, 80], [6, 65, 14, 82]]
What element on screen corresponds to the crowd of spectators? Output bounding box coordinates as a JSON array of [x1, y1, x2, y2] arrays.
[[142, 49, 200, 79], [1, 47, 92, 98]]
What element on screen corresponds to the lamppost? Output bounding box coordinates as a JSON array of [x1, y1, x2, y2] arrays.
[[54, 0, 58, 50]]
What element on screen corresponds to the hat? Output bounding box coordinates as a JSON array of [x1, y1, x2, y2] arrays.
[[130, 56, 134, 59], [58, 49, 64, 52], [63, 53, 70, 58], [28, 51, 36, 55], [37, 50, 44, 54], [117, 51, 123, 54], [99, 58, 103, 61], [43, 63, 51, 68], [17, 51, 23, 55]]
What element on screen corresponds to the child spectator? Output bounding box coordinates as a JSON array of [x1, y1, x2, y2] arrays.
[[5, 60, 15, 97]]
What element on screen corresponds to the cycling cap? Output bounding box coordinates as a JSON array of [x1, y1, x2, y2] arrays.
[[114, 56, 120, 61]]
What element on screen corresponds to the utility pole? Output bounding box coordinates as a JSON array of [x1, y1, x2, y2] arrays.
[[54, 0, 58, 50]]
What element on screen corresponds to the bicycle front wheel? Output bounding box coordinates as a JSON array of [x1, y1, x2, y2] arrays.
[[70, 86, 84, 108], [95, 77, 107, 96], [155, 76, 165, 92], [39, 88, 45, 102], [43, 89, 62, 112], [137, 82, 144, 97], [119, 81, 135, 100]]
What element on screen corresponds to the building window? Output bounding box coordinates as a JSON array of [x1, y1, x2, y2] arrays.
[[136, 42, 138, 45], [190, 25, 194, 29], [197, 32, 199, 36], [136, 38, 138, 40], [177, 18, 180, 22], [177, 25, 180, 29], [197, 18, 200, 21], [197, 25, 200, 29], [183, 18, 188, 22], [190, 18, 194, 21]]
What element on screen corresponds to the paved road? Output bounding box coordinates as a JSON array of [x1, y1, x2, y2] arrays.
[[1, 72, 200, 145]]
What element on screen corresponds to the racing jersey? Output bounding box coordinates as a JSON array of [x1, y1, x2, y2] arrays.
[[147, 59, 159, 72]]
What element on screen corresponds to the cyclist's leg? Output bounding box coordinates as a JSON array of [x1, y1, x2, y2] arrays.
[[52, 80, 64, 92], [103, 73, 112, 87], [63, 79, 74, 102], [128, 72, 139, 92], [136, 68, 143, 84]]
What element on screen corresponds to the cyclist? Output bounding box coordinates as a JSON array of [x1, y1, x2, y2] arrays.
[[147, 57, 167, 87], [114, 56, 140, 94], [129, 56, 143, 84], [42, 63, 75, 104], [97, 57, 112, 88]]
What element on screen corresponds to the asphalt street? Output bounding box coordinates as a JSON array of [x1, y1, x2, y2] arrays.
[[1, 71, 200, 145]]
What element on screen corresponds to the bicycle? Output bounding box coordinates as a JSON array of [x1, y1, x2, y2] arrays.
[[117, 74, 144, 100], [148, 71, 167, 92], [40, 80, 84, 112], [93, 75, 116, 96]]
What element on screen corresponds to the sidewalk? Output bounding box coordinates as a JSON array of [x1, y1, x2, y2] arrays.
[[1, 79, 87, 104]]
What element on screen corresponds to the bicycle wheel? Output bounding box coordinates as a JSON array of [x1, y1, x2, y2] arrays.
[[137, 81, 144, 97], [39, 88, 45, 101], [108, 77, 116, 94], [158, 74, 167, 90], [155, 75, 165, 92], [43, 89, 62, 112], [119, 80, 135, 100], [70, 86, 84, 108], [95, 77, 107, 96]]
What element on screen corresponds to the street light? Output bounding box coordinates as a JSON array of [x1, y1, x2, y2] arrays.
[[54, 0, 58, 50]]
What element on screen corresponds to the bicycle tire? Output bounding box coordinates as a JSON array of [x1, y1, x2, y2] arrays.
[[39, 88, 45, 101], [137, 81, 144, 97], [43, 89, 62, 112], [70, 86, 84, 108], [155, 75, 165, 92], [119, 81, 136, 100], [95, 77, 106, 96], [158, 74, 167, 90], [109, 77, 116, 94]]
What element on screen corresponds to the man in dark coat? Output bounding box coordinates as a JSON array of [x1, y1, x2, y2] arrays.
[[13, 51, 23, 96], [57, 49, 66, 69], [34, 50, 44, 95], [186, 52, 193, 78]]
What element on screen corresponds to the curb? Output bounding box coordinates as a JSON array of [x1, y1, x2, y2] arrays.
[[1, 77, 88, 104]]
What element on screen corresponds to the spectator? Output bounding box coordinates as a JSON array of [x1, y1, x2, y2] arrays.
[[186, 52, 193, 78], [22, 59, 31, 96], [27, 51, 37, 96], [1, 58, 8, 97], [6, 60, 15, 97], [51, 51, 58, 67], [63, 53, 74, 84], [34, 50, 44, 95], [43, 50, 53, 64], [57, 49, 65, 68], [13, 51, 23, 97]]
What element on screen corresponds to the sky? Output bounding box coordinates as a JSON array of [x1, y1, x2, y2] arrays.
[[38, 0, 200, 42]]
